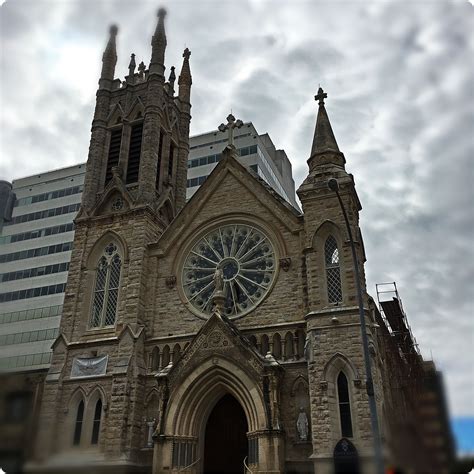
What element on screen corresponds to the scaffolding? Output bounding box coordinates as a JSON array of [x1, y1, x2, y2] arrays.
[[376, 282, 421, 363]]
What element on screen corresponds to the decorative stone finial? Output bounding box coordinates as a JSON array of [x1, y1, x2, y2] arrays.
[[169, 66, 176, 82], [128, 53, 136, 74], [109, 24, 118, 37], [183, 47, 191, 60], [315, 86, 327, 106]]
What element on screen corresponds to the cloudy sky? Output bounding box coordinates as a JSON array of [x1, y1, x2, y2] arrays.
[[1, 0, 473, 446]]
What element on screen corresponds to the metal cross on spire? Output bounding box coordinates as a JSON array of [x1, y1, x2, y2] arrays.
[[315, 86, 327, 106], [218, 113, 243, 146]]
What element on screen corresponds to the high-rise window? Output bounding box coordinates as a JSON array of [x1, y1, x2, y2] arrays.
[[73, 400, 84, 445], [105, 128, 122, 185], [91, 399, 103, 444], [126, 123, 144, 184], [90, 243, 122, 328], [337, 372, 353, 437], [325, 235, 342, 303]]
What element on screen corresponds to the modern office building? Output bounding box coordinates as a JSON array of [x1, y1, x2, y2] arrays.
[[0, 126, 297, 373], [0, 166, 85, 372]]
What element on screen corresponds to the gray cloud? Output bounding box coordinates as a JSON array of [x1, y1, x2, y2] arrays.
[[1, 0, 473, 419]]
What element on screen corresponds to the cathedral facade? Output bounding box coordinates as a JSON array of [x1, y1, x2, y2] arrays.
[[27, 10, 445, 474]]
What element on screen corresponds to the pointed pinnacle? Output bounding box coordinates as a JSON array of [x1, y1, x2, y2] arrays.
[[169, 66, 176, 83], [129, 53, 136, 70], [178, 48, 192, 86]]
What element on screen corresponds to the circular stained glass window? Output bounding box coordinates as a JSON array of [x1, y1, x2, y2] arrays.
[[181, 224, 276, 319]]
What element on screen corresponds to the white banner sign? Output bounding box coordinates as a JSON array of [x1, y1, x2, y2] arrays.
[[71, 355, 108, 378]]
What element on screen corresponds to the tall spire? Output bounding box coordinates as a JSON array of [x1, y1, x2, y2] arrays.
[[308, 87, 345, 168], [100, 25, 118, 83], [149, 7, 167, 75], [178, 48, 192, 102], [311, 87, 340, 155]]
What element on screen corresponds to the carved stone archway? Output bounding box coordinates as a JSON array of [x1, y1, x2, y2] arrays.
[[152, 312, 285, 473]]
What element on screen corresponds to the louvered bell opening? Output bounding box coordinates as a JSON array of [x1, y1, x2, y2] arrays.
[[105, 129, 122, 185], [126, 123, 144, 184], [168, 141, 175, 178], [155, 129, 164, 189]]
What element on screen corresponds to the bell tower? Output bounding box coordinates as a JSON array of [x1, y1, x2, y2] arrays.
[[81, 8, 192, 221], [32, 10, 193, 469]]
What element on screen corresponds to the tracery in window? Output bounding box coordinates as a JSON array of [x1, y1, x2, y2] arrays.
[[337, 372, 353, 438], [325, 235, 342, 303], [90, 243, 122, 328], [182, 224, 276, 319]]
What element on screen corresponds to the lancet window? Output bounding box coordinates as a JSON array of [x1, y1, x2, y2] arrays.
[[337, 372, 353, 437], [91, 399, 103, 444], [90, 242, 122, 328], [73, 400, 84, 446], [325, 235, 342, 303]]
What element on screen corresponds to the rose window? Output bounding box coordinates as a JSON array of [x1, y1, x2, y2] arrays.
[[182, 224, 276, 318]]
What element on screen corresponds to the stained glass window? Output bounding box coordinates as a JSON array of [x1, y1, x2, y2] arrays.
[[182, 224, 276, 318], [325, 236, 342, 303], [90, 243, 121, 328]]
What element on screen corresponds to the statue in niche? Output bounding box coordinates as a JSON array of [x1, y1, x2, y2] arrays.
[[213, 265, 224, 293], [296, 407, 309, 441]]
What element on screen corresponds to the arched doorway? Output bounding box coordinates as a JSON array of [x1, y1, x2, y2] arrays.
[[333, 438, 360, 474], [203, 394, 248, 474]]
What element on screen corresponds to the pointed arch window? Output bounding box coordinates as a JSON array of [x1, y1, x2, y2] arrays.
[[337, 372, 353, 437], [90, 243, 122, 328], [91, 399, 103, 444], [73, 400, 84, 445], [325, 235, 342, 303]]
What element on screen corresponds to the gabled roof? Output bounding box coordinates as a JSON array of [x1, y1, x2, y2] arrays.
[[150, 145, 302, 255], [157, 307, 281, 386]]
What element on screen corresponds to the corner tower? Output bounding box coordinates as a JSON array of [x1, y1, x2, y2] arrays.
[[298, 89, 383, 473], [81, 9, 192, 221], [31, 11, 192, 471]]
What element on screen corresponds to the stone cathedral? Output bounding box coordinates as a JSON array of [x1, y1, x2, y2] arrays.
[[26, 9, 450, 474]]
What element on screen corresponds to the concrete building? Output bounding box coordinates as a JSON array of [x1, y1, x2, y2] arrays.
[[0, 166, 85, 372]]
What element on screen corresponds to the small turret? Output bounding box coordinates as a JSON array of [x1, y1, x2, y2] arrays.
[[100, 25, 118, 86], [149, 8, 167, 75], [127, 53, 136, 83], [178, 48, 192, 103]]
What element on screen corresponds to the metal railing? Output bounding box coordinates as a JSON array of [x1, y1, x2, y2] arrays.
[[243, 456, 253, 474], [177, 458, 200, 473]]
